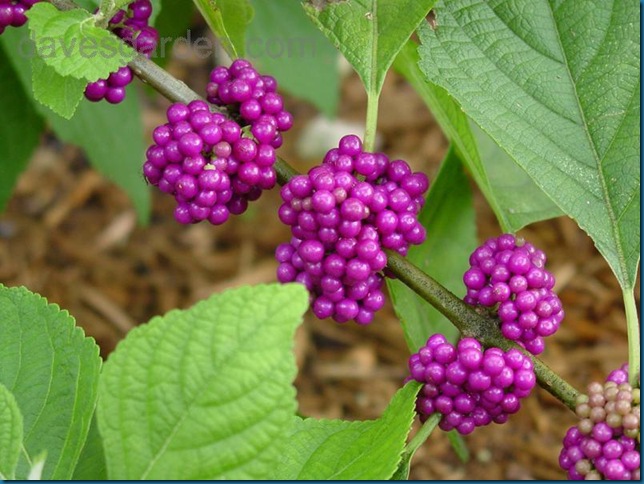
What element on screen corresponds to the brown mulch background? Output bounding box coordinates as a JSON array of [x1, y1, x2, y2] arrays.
[[1, 35, 639, 480]]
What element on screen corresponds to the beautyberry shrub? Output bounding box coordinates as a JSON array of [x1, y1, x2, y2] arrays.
[[408, 334, 536, 435], [463, 233, 564, 355], [84, 0, 159, 104], [559, 364, 640, 480], [275, 134, 429, 324]]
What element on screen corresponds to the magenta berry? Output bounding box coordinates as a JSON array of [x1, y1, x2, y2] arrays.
[[275, 135, 429, 324], [0, 0, 41, 33], [408, 335, 536, 435], [144, 60, 290, 225], [463, 234, 564, 355], [206, 59, 293, 149]]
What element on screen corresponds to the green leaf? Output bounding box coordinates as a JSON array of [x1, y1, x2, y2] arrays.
[[193, 0, 252, 59], [246, 0, 339, 118], [153, 0, 195, 67], [393, 40, 562, 232], [47, 87, 151, 223], [418, 0, 640, 290], [469, 120, 563, 228], [388, 147, 476, 351], [274, 381, 421, 480], [31, 55, 87, 119], [303, 0, 436, 97], [71, 415, 106, 481], [1, 28, 150, 223], [0, 285, 102, 480], [98, 283, 309, 480], [0, 45, 44, 212], [27, 2, 136, 81], [0, 383, 23, 480]]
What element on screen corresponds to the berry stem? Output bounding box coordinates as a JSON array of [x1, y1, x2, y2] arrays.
[[49, 0, 581, 413], [363, 89, 379, 152], [402, 411, 441, 462], [623, 288, 640, 386]]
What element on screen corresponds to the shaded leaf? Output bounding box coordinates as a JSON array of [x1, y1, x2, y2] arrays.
[[0, 45, 44, 211], [247, 0, 339, 118], [71, 415, 106, 481], [1, 28, 150, 223]]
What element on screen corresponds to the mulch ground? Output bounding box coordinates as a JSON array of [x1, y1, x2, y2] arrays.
[[1, 39, 638, 480]]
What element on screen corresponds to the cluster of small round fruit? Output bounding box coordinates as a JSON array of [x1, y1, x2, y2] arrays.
[[275, 135, 429, 324], [559, 364, 640, 480], [408, 334, 536, 435], [206, 58, 293, 150], [84, 0, 159, 104], [463, 234, 564, 355]]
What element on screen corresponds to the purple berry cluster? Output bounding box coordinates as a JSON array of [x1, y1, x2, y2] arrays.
[[84, 0, 158, 104], [408, 334, 536, 435], [463, 233, 564, 355], [143, 100, 279, 224], [275, 135, 429, 324], [559, 365, 640, 480], [206, 58, 293, 150], [0, 0, 39, 34]]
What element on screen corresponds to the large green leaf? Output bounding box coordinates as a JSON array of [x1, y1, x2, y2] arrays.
[[193, 0, 252, 59], [274, 381, 421, 480], [393, 40, 562, 232], [27, 2, 136, 81], [98, 283, 309, 480], [0, 285, 102, 480], [303, 0, 436, 98], [388, 147, 476, 351], [246, 0, 339, 118], [0, 383, 23, 480], [1, 29, 150, 223], [418, 0, 640, 290], [0, 46, 44, 212]]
